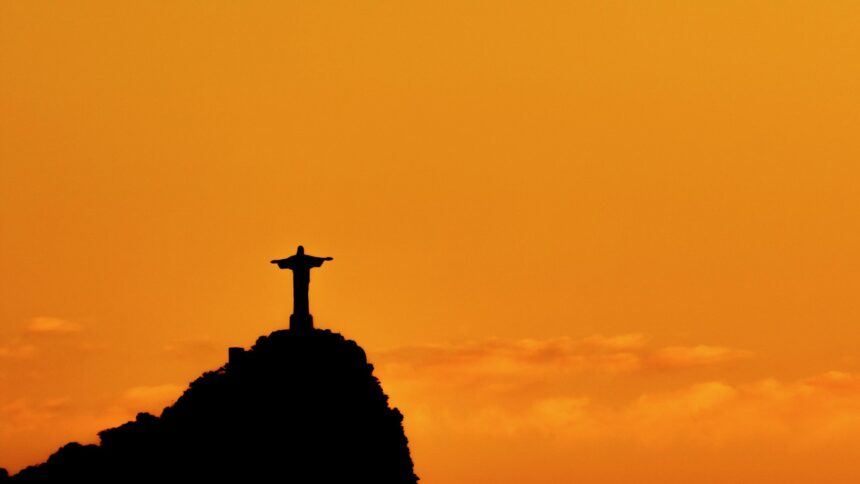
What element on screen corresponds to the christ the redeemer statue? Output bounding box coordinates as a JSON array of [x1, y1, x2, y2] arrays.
[[271, 245, 333, 331]]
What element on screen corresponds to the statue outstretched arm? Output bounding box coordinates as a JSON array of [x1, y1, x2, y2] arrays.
[[310, 256, 332, 267]]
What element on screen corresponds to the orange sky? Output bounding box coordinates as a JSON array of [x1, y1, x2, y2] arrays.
[[2, 1, 860, 481]]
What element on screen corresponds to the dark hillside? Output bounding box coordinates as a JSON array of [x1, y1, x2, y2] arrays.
[[11, 329, 418, 483]]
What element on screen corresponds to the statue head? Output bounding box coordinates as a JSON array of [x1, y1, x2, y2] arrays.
[[297, 245, 305, 255]]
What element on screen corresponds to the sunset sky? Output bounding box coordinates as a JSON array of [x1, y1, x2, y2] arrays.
[[3, 1, 860, 481]]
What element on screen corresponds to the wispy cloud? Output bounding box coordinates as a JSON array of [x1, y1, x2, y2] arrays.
[[367, 334, 860, 451], [0, 317, 96, 362], [376, 334, 749, 382], [0, 342, 37, 359], [386, 369, 860, 448], [648, 345, 751, 369], [0, 317, 87, 359], [580, 333, 649, 351], [0, 397, 129, 472], [161, 337, 220, 361], [26, 317, 82, 335], [122, 384, 183, 411], [372, 333, 860, 453]]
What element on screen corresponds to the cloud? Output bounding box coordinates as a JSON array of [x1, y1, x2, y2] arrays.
[[371, 335, 860, 451], [619, 373, 860, 447], [162, 337, 220, 361], [376, 336, 646, 395], [0, 317, 90, 359], [0, 397, 130, 472], [122, 384, 183, 411], [803, 371, 860, 393], [376, 334, 748, 384], [0, 343, 37, 359], [386, 364, 860, 449], [580, 333, 649, 350], [647, 345, 752, 369], [26, 317, 82, 335]]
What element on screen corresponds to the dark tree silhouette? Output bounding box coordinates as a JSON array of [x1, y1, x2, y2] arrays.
[[9, 329, 418, 483]]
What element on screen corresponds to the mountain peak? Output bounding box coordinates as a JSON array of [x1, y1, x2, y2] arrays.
[[11, 329, 419, 483]]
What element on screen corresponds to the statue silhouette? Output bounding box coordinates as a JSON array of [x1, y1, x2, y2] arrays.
[[6, 247, 419, 483], [271, 246, 332, 331]]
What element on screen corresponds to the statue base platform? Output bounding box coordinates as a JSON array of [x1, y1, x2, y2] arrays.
[[290, 314, 314, 332]]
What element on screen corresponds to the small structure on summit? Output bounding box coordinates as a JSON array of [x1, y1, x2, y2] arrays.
[[271, 245, 333, 331]]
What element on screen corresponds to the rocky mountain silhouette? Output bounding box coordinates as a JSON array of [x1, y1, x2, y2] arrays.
[[6, 329, 419, 483]]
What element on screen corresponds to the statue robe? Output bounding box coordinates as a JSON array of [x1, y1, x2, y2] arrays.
[[273, 254, 328, 317]]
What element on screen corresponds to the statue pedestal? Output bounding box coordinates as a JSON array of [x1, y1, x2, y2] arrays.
[[290, 314, 314, 332]]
